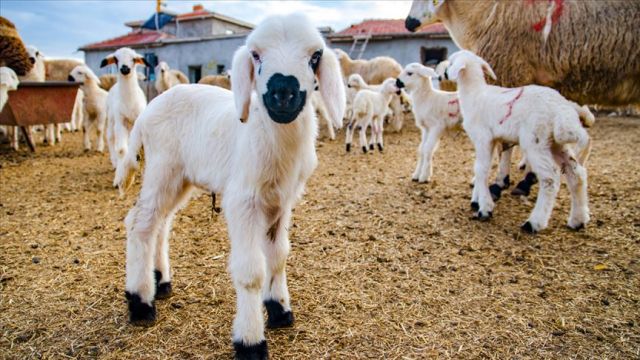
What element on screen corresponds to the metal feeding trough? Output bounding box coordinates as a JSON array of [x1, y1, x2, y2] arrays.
[[0, 81, 81, 151]]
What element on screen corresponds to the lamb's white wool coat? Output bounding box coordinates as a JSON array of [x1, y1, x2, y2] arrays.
[[0, 67, 19, 112], [345, 77, 398, 153], [448, 50, 591, 232], [114, 14, 345, 356], [311, 90, 336, 140], [69, 65, 108, 152], [397, 63, 461, 183], [102, 47, 147, 170]]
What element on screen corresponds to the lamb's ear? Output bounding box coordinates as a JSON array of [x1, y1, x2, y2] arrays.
[[100, 54, 116, 68], [481, 59, 497, 80], [447, 61, 465, 81], [417, 66, 438, 78], [133, 56, 150, 67], [318, 48, 346, 129], [231, 46, 254, 123]]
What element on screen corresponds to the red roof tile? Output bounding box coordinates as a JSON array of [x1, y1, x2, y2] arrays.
[[337, 19, 447, 36], [177, 9, 212, 20], [81, 30, 173, 50]]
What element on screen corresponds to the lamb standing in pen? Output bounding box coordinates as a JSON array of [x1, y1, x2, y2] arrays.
[[113, 14, 345, 359], [447, 50, 592, 233], [101, 47, 148, 170], [154, 61, 188, 94], [396, 63, 462, 183], [68, 65, 108, 152], [345, 78, 399, 153]]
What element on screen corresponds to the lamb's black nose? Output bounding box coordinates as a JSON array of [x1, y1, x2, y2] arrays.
[[68, 75, 75, 82], [263, 73, 306, 124], [29, 57, 36, 64], [120, 65, 131, 75], [405, 16, 421, 32], [396, 78, 405, 89]]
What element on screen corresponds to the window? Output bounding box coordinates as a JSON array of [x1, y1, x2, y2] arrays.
[[217, 64, 225, 75], [420, 47, 447, 66], [188, 65, 202, 83]]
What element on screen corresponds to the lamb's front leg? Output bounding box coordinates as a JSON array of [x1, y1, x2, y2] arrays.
[[226, 201, 268, 359], [417, 125, 443, 183], [471, 139, 494, 220], [521, 147, 559, 233], [96, 113, 107, 153], [262, 208, 294, 329], [412, 126, 428, 181], [82, 116, 92, 151], [489, 143, 513, 201], [114, 117, 130, 164]]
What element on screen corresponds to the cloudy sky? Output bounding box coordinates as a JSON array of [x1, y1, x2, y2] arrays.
[[2, 0, 413, 59]]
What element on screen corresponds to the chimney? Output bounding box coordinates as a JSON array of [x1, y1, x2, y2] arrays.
[[193, 4, 204, 11]]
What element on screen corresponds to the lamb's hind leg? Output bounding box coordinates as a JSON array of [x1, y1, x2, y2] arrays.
[[124, 168, 186, 325], [154, 184, 194, 299], [521, 145, 559, 233], [553, 145, 590, 230], [262, 207, 294, 329]]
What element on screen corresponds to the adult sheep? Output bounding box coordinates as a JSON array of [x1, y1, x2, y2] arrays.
[[333, 48, 402, 85], [405, 0, 640, 106], [198, 74, 231, 89]]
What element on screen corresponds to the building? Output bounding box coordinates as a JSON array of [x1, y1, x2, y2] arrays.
[[80, 4, 253, 84], [326, 19, 459, 66]]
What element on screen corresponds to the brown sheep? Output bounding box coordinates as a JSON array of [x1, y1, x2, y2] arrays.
[[0, 16, 32, 76], [406, 0, 640, 106], [99, 74, 117, 91], [44, 58, 83, 81], [333, 48, 402, 85], [198, 74, 231, 90]]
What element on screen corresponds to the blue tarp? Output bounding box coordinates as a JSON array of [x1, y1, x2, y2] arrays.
[[141, 12, 175, 30]]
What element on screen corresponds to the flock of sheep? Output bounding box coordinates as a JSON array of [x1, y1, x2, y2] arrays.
[[1, 0, 639, 359]]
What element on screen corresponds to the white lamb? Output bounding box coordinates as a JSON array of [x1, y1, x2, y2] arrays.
[[396, 63, 462, 183], [154, 61, 189, 94], [113, 14, 345, 359], [0, 67, 19, 112], [448, 50, 593, 233], [69, 65, 108, 152], [345, 77, 399, 153], [101, 47, 148, 169]]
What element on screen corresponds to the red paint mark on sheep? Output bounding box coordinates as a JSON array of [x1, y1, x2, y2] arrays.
[[530, 0, 565, 32], [448, 98, 460, 118], [499, 87, 525, 125]]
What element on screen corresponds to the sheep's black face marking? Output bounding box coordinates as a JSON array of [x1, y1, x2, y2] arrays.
[[405, 16, 421, 32], [120, 65, 131, 76], [396, 78, 405, 89], [309, 49, 323, 73], [263, 73, 306, 124]]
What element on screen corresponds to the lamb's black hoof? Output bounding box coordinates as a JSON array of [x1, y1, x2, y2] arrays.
[[233, 340, 268, 360], [519, 163, 526, 171], [264, 300, 294, 329], [154, 270, 173, 299], [346, 143, 351, 152], [411, 177, 419, 182], [125, 291, 156, 326], [362, 146, 367, 154], [489, 184, 503, 201], [502, 175, 511, 188], [474, 211, 492, 222], [512, 181, 530, 197], [470, 201, 479, 211], [568, 223, 585, 231], [369, 144, 374, 150], [521, 221, 537, 234], [377, 144, 383, 152]]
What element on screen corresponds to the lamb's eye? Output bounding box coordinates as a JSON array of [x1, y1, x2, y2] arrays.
[[408, 72, 413, 76], [309, 49, 323, 72], [251, 51, 261, 62]]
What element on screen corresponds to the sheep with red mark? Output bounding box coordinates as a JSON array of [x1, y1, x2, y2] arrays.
[[448, 50, 592, 233]]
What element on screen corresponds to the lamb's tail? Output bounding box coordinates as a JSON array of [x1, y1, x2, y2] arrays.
[[113, 121, 142, 197], [569, 101, 595, 128]]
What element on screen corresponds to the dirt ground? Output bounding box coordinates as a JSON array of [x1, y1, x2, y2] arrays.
[[1, 116, 638, 359]]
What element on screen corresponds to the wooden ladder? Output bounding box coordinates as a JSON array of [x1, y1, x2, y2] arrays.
[[348, 33, 372, 59]]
